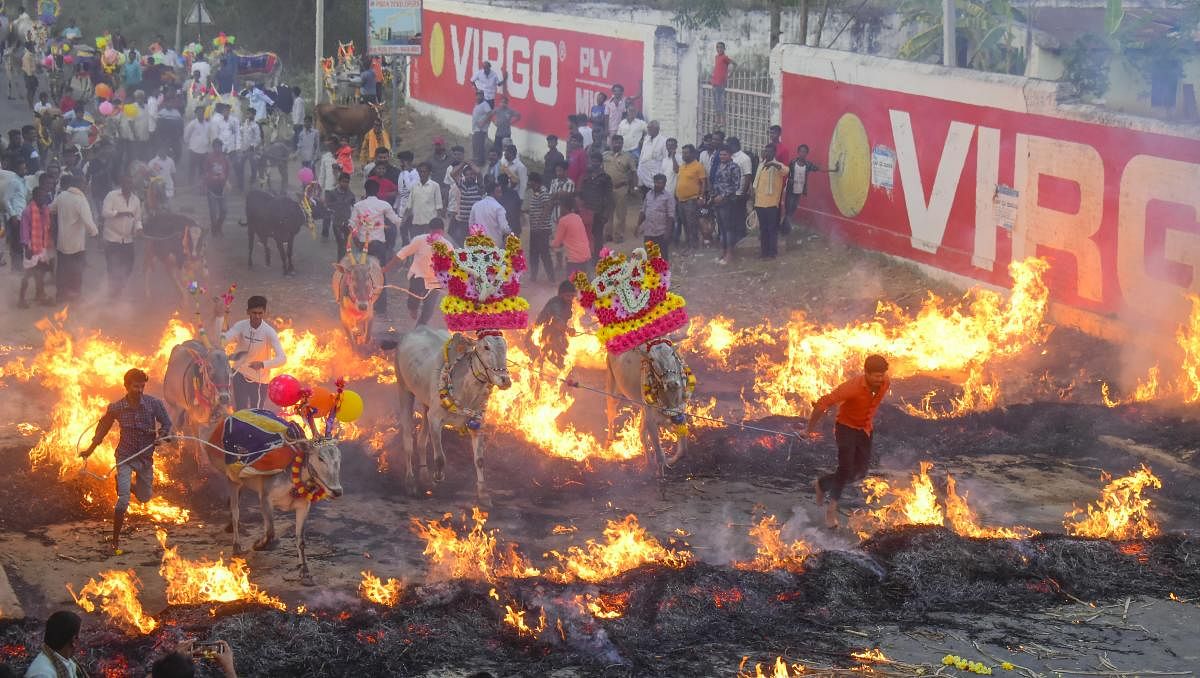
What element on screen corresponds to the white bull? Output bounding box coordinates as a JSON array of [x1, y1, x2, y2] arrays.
[[393, 327, 512, 503], [606, 338, 691, 478]]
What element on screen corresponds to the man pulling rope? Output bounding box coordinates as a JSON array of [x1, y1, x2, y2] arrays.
[[79, 368, 173, 556]]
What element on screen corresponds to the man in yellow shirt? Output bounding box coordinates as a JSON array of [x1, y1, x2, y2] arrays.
[[752, 142, 789, 259], [674, 144, 707, 248]]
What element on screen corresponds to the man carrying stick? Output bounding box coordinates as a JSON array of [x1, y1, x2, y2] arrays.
[[807, 354, 890, 529]]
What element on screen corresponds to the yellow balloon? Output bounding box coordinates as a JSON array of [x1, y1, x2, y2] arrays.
[[336, 390, 364, 423], [123, 103, 138, 118]]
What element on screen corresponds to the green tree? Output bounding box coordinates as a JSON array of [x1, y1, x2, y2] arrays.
[[898, 0, 1026, 74]]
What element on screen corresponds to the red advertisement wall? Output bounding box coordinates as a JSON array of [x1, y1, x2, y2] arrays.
[[410, 8, 645, 137], [780, 71, 1200, 319]]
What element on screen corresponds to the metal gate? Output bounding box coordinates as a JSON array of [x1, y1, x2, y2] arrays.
[[698, 69, 773, 151]]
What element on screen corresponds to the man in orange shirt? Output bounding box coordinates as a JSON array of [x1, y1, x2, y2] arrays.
[[806, 354, 890, 528]]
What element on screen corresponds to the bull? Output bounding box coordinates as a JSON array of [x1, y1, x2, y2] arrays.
[[242, 189, 303, 275], [314, 102, 380, 141], [332, 251, 383, 350], [606, 339, 692, 478]]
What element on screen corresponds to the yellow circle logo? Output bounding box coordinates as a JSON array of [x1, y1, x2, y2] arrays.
[[828, 113, 870, 218], [429, 22, 445, 77]]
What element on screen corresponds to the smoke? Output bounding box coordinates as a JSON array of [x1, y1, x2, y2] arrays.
[[297, 588, 360, 611]]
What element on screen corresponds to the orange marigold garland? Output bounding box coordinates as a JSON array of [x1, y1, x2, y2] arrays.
[[572, 241, 688, 354]]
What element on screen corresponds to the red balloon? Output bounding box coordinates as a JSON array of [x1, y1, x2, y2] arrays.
[[268, 374, 303, 407], [307, 386, 336, 417]]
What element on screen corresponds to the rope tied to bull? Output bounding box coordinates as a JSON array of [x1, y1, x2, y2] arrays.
[[73, 428, 267, 481]]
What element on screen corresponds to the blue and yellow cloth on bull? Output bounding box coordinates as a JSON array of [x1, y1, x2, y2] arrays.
[[213, 409, 305, 479]]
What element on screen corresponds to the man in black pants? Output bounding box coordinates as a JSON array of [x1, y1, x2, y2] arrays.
[[807, 354, 891, 529]]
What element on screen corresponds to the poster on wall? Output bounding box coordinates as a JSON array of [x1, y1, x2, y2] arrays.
[[368, 0, 423, 56]]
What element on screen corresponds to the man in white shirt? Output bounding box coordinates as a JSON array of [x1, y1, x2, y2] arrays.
[[48, 175, 98, 303], [147, 147, 176, 203], [236, 108, 261, 192], [291, 87, 305, 143], [215, 294, 287, 410], [207, 104, 235, 156], [0, 160, 27, 267], [183, 107, 210, 186], [617, 107, 647, 157], [498, 144, 528, 199], [636, 120, 668, 189], [101, 174, 143, 298], [406, 162, 444, 235], [240, 81, 274, 122], [660, 137, 682, 196], [470, 90, 493, 166], [469, 61, 506, 107], [469, 181, 511, 244], [24, 610, 83, 678], [384, 217, 454, 325], [191, 58, 211, 87], [729, 136, 754, 231], [349, 180, 405, 314]]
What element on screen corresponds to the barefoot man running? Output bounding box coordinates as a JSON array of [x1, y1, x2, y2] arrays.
[[80, 368, 173, 555], [807, 354, 890, 529]]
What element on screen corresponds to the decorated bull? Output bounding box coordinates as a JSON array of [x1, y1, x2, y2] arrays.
[[332, 250, 383, 350], [162, 335, 234, 446], [573, 242, 695, 477], [314, 102, 380, 143], [392, 229, 527, 502], [206, 407, 344, 586]]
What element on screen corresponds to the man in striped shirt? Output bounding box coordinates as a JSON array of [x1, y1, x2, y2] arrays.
[[525, 172, 554, 282], [450, 162, 483, 244]]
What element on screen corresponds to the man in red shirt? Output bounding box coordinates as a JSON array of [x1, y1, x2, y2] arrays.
[[204, 139, 232, 236], [711, 42, 735, 126], [807, 354, 890, 529]]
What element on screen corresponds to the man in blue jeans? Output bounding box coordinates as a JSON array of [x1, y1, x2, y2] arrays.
[[80, 368, 173, 556]]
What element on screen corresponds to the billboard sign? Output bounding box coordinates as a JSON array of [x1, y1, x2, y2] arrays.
[[368, 0, 423, 56]]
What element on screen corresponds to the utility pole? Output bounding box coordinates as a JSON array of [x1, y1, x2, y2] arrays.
[[315, 0, 325, 103], [175, 0, 183, 53], [799, 0, 809, 46], [942, 0, 957, 67]]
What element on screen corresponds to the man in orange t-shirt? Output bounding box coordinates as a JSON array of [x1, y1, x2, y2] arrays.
[[806, 354, 890, 528]]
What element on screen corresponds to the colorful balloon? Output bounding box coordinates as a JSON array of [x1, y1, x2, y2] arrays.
[[297, 167, 314, 185], [63, 55, 74, 65], [307, 386, 336, 417], [97, 101, 114, 116], [94, 83, 112, 99], [42, 55, 54, 67], [335, 390, 364, 423], [123, 103, 138, 118], [268, 374, 303, 407]]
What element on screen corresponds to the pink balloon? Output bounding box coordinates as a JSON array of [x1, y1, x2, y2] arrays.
[[63, 55, 74, 65], [98, 101, 114, 116], [297, 167, 314, 185], [268, 374, 303, 407], [43, 55, 54, 67]]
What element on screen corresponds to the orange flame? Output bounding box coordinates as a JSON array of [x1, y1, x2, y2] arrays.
[[411, 508, 541, 582], [1103, 295, 1200, 406], [737, 656, 807, 677], [850, 647, 891, 663], [1063, 465, 1162, 540], [67, 570, 158, 635], [156, 529, 286, 610], [544, 514, 692, 583], [852, 462, 1038, 540], [359, 570, 403, 606], [574, 591, 629, 619], [751, 258, 1049, 418], [734, 515, 814, 574], [502, 601, 547, 638]]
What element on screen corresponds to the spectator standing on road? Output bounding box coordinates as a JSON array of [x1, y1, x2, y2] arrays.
[[49, 175, 98, 303], [752, 143, 789, 259], [291, 86, 306, 145], [203, 139, 231, 237], [674, 144, 706, 248], [491, 96, 521, 152], [636, 120, 668, 190], [470, 179, 511, 244], [17, 185, 54, 308], [101, 174, 143, 298], [785, 143, 824, 232], [638, 173, 675, 260], [449, 161, 483, 244], [565, 132, 587, 186], [601, 135, 637, 244], [182, 107, 210, 185], [470, 90, 493, 166], [425, 136, 451, 201], [543, 135, 565, 177], [326, 172, 356, 256], [525, 172, 554, 282], [617, 107, 647, 160], [605, 84, 637, 138], [710, 146, 741, 265], [552, 197, 593, 273], [711, 42, 735, 127], [547, 160, 575, 231], [660, 137, 682, 197], [589, 92, 609, 142], [470, 61, 507, 108], [235, 108, 261, 192], [359, 118, 391, 165], [578, 153, 613, 259], [359, 58, 378, 104], [499, 144, 528, 200], [296, 116, 320, 169], [405, 162, 444, 237], [497, 173, 522, 236]]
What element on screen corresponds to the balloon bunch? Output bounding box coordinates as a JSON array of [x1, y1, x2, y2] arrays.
[[268, 374, 364, 438], [219, 283, 238, 311], [213, 33, 236, 48]]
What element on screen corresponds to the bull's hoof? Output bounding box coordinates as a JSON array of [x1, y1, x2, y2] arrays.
[[232, 542, 244, 556], [300, 571, 316, 587], [476, 491, 492, 508], [253, 536, 278, 551]]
